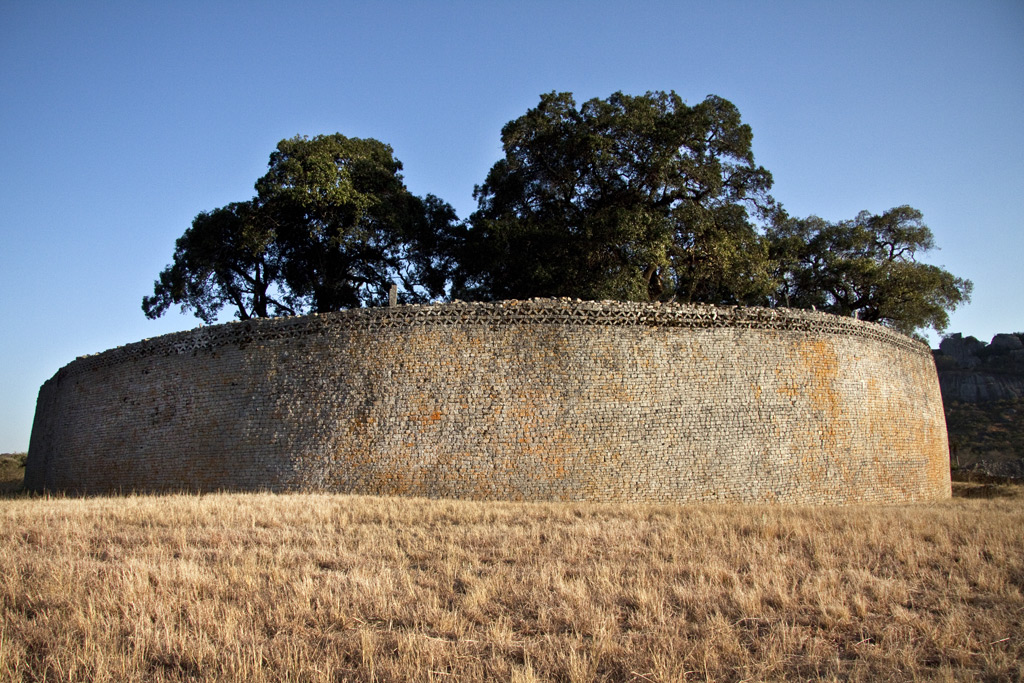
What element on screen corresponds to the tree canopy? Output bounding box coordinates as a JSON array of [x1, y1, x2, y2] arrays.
[[255, 134, 458, 312], [144, 134, 460, 321], [142, 200, 293, 324], [456, 91, 776, 304], [145, 93, 971, 337], [767, 205, 972, 335]]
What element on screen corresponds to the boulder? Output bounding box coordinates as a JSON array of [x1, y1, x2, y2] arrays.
[[939, 333, 985, 369], [990, 333, 1024, 351], [939, 372, 1024, 402]]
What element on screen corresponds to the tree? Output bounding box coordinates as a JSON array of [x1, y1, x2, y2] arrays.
[[144, 134, 461, 322], [767, 205, 972, 335], [142, 201, 295, 323], [144, 112, 971, 340], [256, 134, 459, 312], [457, 90, 777, 303]]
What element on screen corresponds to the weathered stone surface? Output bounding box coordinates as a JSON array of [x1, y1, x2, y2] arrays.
[[961, 458, 1024, 480], [939, 373, 1024, 402], [25, 299, 950, 503], [935, 332, 1024, 403], [939, 334, 986, 369], [991, 333, 1024, 351]]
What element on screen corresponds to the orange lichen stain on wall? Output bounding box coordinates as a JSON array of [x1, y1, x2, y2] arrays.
[[779, 340, 844, 493], [797, 340, 841, 419], [399, 381, 449, 432], [858, 355, 951, 500], [408, 408, 443, 426]]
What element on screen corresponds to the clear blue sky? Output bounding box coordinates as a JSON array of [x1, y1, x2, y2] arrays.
[[2, 1, 1022, 452]]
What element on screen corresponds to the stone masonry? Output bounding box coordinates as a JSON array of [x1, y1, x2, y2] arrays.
[[25, 299, 951, 503]]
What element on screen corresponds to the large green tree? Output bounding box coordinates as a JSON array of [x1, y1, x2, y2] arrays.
[[144, 134, 460, 321], [767, 205, 972, 335], [256, 134, 458, 312], [145, 104, 972, 340], [457, 90, 777, 303], [142, 200, 294, 323]]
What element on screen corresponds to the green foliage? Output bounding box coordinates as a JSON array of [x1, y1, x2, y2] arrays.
[[256, 134, 458, 311], [142, 201, 292, 323], [144, 94, 971, 340], [767, 206, 972, 335], [458, 91, 776, 303], [145, 134, 461, 321], [0, 452, 27, 490]]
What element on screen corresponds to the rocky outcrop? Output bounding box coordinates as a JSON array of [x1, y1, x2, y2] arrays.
[[960, 458, 1024, 481], [936, 332, 1024, 480], [934, 333, 1024, 403]]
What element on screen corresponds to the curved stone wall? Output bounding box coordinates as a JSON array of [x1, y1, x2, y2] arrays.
[[26, 299, 950, 503]]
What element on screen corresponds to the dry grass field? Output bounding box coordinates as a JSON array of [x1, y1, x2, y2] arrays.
[[1, 482, 1022, 682]]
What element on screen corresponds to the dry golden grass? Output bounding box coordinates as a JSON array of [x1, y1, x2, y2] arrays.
[[1, 483, 1022, 682]]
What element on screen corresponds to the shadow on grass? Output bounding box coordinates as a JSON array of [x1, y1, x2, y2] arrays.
[[952, 480, 1023, 499], [0, 479, 26, 498]]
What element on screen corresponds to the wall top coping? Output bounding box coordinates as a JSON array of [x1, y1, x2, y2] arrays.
[[50, 299, 930, 384]]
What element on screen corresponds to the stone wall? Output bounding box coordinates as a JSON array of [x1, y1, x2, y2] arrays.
[[25, 299, 951, 503]]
